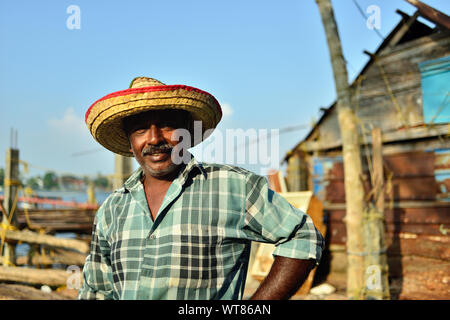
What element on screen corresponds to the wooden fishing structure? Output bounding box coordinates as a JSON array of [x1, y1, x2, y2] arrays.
[[0, 137, 100, 299], [0, 127, 135, 299]]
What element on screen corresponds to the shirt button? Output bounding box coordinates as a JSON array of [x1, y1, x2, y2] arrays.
[[149, 235, 156, 240]]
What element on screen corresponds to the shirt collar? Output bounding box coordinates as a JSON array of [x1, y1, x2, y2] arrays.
[[120, 153, 206, 193]]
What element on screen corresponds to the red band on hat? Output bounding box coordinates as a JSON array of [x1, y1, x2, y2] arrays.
[[85, 85, 221, 122]]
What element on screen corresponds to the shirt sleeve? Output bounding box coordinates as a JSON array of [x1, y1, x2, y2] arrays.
[[243, 174, 325, 265], [78, 207, 115, 300]]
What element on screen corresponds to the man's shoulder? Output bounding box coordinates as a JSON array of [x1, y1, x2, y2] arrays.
[[95, 185, 130, 212], [199, 162, 264, 182]]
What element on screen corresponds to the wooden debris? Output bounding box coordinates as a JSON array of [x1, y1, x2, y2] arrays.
[[16, 208, 96, 233], [3, 228, 89, 254], [0, 266, 82, 287], [0, 284, 72, 300], [16, 249, 87, 267]]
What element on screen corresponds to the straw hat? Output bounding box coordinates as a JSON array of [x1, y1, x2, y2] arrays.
[[85, 77, 222, 156]]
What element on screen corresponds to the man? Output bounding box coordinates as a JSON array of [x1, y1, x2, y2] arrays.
[[78, 76, 324, 300]]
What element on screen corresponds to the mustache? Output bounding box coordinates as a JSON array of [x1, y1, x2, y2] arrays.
[[141, 144, 173, 156]]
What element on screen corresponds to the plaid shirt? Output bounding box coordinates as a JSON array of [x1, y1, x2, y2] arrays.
[[78, 157, 324, 300]]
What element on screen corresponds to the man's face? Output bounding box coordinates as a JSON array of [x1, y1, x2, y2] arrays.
[[124, 110, 190, 179]]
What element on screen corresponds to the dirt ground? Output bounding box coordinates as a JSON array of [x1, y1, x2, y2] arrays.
[[2, 269, 448, 300], [243, 272, 348, 300]]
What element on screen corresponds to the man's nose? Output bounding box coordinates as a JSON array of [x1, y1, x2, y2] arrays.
[[147, 124, 164, 145]]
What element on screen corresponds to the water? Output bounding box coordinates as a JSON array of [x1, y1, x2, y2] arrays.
[[0, 189, 112, 208]]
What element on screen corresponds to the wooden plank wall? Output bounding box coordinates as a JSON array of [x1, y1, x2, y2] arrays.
[[317, 149, 450, 299], [308, 31, 450, 151]]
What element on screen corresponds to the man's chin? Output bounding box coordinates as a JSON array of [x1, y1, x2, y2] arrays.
[[144, 162, 180, 178]]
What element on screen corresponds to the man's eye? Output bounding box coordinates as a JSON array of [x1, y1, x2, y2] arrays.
[[160, 121, 176, 128], [131, 126, 147, 134]]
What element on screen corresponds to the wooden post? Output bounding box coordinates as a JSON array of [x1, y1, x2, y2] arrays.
[[372, 128, 384, 212], [315, 0, 366, 299], [287, 155, 302, 191], [2, 147, 20, 266], [362, 128, 390, 299], [113, 154, 133, 190]]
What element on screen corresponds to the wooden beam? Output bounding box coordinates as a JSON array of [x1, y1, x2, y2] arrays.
[[389, 11, 421, 48], [3, 229, 89, 254], [404, 0, 450, 30], [16, 249, 87, 267], [0, 266, 81, 287]]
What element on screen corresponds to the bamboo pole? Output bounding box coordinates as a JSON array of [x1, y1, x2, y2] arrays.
[[372, 128, 384, 213], [315, 0, 366, 299], [3, 229, 89, 254], [0, 266, 81, 287], [16, 249, 87, 266], [362, 128, 390, 299], [113, 154, 133, 190]]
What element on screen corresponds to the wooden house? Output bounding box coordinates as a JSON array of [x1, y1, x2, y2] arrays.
[[283, 5, 450, 299]]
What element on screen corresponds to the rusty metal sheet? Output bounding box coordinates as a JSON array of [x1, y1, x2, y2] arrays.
[[326, 176, 438, 202], [326, 222, 449, 244], [384, 151, 435, 177], [327, 207, 450, 224], [324, 151, 436, 178], [318, 150, 444, 202], [325, 204, 450, 246], [386, 236, 450, 261], [325, 179, 437, 202]]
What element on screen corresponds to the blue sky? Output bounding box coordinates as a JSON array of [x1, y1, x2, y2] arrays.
[[1, 0, 449, 179]]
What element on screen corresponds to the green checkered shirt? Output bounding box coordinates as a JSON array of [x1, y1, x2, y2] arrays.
[[78, 157, 324, 300]]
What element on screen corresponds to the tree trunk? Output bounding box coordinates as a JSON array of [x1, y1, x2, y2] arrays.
[[315, 0, 366, 299]]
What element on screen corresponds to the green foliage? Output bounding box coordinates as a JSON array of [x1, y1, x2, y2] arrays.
[[43, 171, 59, 190], [26, 177, 40, 189], [94, 174, 110, 189]]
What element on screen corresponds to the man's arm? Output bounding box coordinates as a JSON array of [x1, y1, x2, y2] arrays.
[[78, 210, 114, 300], [242, 174, 324, 300], [250, 256, 315, 300]]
